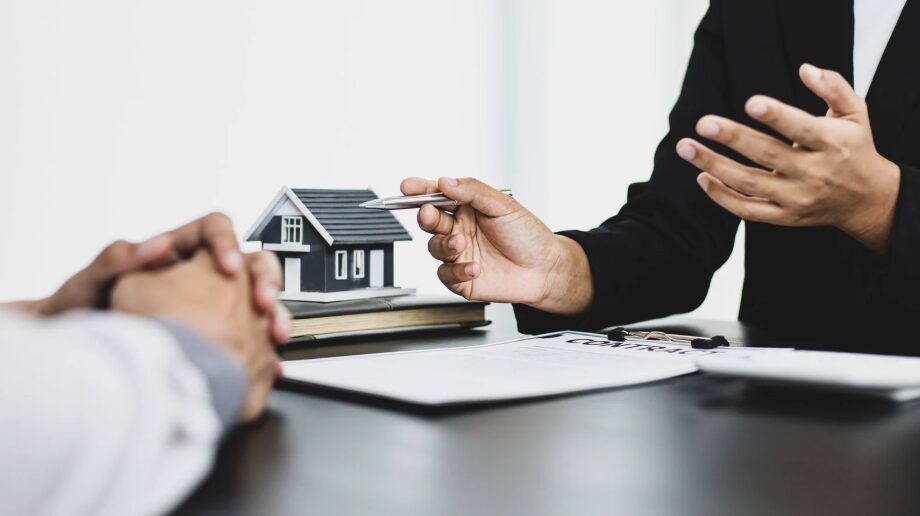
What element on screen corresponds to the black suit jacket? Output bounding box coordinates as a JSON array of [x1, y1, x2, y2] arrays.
[[515, 0, 920, 352]]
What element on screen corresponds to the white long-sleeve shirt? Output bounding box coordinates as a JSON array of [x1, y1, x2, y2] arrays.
[[0, 309, 245, 516]]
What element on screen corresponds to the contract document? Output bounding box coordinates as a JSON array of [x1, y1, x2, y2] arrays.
[[281, 332, 766, 406]]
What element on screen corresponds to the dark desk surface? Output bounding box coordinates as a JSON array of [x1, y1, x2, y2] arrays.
[[176, 306, 920, 516]]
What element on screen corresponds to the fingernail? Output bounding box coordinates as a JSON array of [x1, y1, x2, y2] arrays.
[[697, 174, 711, 191], [440, 177, 459, 188], [136, 235, 170, 261], [698, 119, 720, 138], [224, 250, 242, 273], [464, 263, 480, 278], [677, 143, 697, 161], [748, 98, 768, 117], [803, 63, 823, 82]]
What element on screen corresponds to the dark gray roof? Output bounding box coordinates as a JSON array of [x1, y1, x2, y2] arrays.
[[292, 189, 412, 244]]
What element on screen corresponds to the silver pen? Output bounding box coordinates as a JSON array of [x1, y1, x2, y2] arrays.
[[360, 189, 513, 210]]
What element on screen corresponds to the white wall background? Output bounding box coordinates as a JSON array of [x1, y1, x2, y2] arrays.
[[0, 0, 744, 321]]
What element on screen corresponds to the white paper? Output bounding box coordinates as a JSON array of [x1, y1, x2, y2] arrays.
[[282, 331, 763, 406]]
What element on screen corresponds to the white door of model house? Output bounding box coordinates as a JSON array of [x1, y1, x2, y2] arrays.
[[284, 257, 301, 293], [369, 249, 384, 288]]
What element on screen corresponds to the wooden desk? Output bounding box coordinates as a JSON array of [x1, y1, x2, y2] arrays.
[[175, 306, 920, 516]]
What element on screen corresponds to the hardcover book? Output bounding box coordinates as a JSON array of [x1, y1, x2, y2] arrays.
[[283, 295, 490, 342]]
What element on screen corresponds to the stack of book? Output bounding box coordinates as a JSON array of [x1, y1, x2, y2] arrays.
[[284, 295, 490, 342]]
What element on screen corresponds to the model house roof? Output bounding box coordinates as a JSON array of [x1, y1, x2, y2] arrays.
[[244, 187, 412, 246]]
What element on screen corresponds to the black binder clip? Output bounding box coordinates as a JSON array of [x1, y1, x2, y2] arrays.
[[607, 327, 629, 341], [690, 335, 729, 350]]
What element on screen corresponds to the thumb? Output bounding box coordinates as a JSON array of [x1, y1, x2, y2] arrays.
[[437, 177, 518, 217], [799, 63, 866, 119]]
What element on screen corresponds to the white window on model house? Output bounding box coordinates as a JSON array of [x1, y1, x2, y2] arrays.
[[353, 250, 365, 278], [335, 250, 348, 280], [281, 216, 303, 244]]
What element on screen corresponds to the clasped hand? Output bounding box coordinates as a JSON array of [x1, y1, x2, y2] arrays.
[[8, 212, 289, 423], [677, 63, 901, 253]]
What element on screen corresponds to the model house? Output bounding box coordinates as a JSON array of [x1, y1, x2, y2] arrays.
[[245, 187, 414, 302]]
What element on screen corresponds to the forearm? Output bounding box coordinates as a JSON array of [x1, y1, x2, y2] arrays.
[[0, 310, 243, 516]]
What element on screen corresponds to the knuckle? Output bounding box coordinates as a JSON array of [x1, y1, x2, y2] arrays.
[[838, 145, 853, 163], [757, 145, 781, 167], [790, 211, 811, 225], [695, 150, 712, 168], [797, 122, 817, 142], [427, 236, 446, 256], [737, 175, 759, 195], [205, 211, 232, 227], [759, 107, 779, 124], [417, 210, 432, 230], [795, 194, 817, 211], [736, 205, 755, 221], [98, 240, 132, 267], [719, 126, 737, 144]]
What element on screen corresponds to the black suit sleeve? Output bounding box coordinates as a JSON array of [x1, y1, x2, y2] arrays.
[[872, 164, 920, 310], [514, 2, 740, 334]]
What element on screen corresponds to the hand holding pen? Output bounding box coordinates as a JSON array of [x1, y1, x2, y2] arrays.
[[376, 177, 594, 317]]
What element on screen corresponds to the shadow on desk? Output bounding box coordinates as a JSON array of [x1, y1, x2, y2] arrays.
[[697, 378, 908, 422], [276, 371, 912, 428], [275, 375, 689, 419]]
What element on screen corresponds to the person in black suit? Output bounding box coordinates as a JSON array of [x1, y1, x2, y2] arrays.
[[402, 0, 920, 351]]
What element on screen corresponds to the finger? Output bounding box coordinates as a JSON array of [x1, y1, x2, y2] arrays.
[[52, 237, 172, 311], [141, 248, 183, 269], [86, 236, 171, 286], [745, 95, 828, 150], [245, 252, 282, 312], [677, 138, 784, 199], [696, 115, 805, 174], [799, 63, 866, 119], [697, 173, 786, 223], [166, 212, 242, 276], [43, 235, 175, 312], [437, 261, 481, 286], [418, 203, 455, 235], [437, 177, 519, 218], [272, 302, 292, 345], [400, 177, 439, 195], [428, 234, 465, 262]]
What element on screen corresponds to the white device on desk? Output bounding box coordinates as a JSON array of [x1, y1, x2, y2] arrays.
[[696, 351, 920, 402]]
